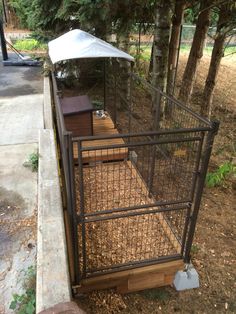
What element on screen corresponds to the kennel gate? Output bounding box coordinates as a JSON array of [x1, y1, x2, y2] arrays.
[[70, 122, 219, 285]]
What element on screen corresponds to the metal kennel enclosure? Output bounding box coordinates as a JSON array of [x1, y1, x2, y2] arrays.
[[51, 63, 219, 289]]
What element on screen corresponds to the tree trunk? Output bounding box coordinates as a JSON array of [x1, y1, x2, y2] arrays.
[[151, 0, 173, 121], [167, 0, 186, 96], [117, 31, 131, 110], [152, 0, 173, 93], [3, 0, 19, 28], [179, 0, 211, 104], [202, 5, 232, 117]]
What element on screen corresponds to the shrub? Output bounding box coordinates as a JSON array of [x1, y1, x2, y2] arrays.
[[206, 161, 236, 188]]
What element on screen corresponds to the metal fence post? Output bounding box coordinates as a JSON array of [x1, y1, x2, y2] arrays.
[[148, 90, 161, 196], [77, 140, 87, 278], [114, 59, 118, 128], [103, 58, 106, 111], [0, 19, 8, 61], [67, 133, 80, 285], [128, 65, 133, 136], [153, 90, 162, 131], [184, 120, 220, 263]]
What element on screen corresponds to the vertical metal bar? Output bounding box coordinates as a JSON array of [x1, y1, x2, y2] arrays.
[[67, 133, 80, 284], [149, 89, 161, 196], [153, 90, 161, 131], [184, 121, 220, 263], [0, 19, 8, 61], [189, 132, 205, 201], [77, 139, 87, 277], [103, 58, 106, 111], [128, 64, 133, 137], [148, 144, 156, 197], [180, 205, 191, 256], [2, 0, 8, 23], [114, 59, 117, 128]]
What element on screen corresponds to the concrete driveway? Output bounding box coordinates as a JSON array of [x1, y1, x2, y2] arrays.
[[0, 52, 43, 313]]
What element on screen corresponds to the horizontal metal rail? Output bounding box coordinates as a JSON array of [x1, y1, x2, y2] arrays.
[[72, 127, 211, 142], [83, 199, 191, 218], [131, 72, 212, 127], [78, 203, 189, 223], [85, 254, 183, 278], [51, 73, 67, 134], [77, 136, 201, 152]]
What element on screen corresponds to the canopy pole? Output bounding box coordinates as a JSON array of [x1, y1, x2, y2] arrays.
[[103, 58, 106, 111], [128, 62, 134, 136]]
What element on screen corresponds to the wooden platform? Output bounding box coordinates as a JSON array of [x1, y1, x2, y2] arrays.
[[73, 112, 128, 163], [74, 260, 184, 294]]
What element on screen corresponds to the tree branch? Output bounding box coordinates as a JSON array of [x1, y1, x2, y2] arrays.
[[199, 0, 233, 14]]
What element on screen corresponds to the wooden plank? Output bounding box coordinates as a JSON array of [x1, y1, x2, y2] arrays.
[[74, 260, 183, 293], [93, 113, 115, 128], [64, 112, 93, 137], [125, 273, 165, 293], [81, 149, 128, 164], [73, 141, 128, 163]]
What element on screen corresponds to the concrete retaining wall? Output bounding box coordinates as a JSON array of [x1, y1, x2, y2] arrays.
[[36, 76, 71, 312]]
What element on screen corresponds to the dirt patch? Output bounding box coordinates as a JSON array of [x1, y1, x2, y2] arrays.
[[0, 187, 37, 258]]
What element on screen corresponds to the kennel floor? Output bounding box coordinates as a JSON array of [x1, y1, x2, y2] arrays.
[[74, 160, 183, 292]]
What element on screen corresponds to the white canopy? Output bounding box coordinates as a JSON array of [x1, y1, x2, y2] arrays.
[[48, 29, 134, 64]]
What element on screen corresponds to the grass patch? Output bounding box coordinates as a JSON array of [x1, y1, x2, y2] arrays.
[[191, 244, 200, 255], [206, 161, 236, 188], [13, 38, 47, 51], [23, 152, 39, 172], [10, 266, 36, 314]]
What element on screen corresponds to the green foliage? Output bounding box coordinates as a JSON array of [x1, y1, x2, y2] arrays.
[[206, 162, 236, 188], [9, 266, 36, 314], [92, 100, 103, 110], [13, 39, 47, 51], [9, 0, 32, 28], [0, 1, 3, 17], [9, 0, 66, 35], [191, 244, 200, 255], [8, 0, 157, 42], [184, 3, 200, 24], [23, 152, 39, 172]]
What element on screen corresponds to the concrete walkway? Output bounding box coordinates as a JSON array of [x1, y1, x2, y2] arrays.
[[0, 53, 43, 313]]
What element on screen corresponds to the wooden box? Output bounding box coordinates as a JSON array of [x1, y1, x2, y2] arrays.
[[61, 95, 93, 137]]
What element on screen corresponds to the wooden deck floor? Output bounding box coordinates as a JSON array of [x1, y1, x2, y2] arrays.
[[73, 112, 128, 163]]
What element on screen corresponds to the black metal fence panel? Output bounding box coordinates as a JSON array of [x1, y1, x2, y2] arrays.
[[51, 66, 219, 285]]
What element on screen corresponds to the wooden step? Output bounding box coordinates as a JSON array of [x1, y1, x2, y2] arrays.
[[73, 113, 128, 163]]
